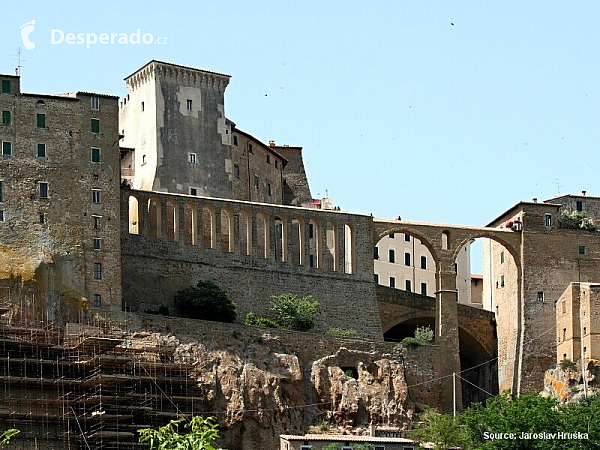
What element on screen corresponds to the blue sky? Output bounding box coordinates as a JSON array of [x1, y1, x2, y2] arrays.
[[3, 1, 599, 271]]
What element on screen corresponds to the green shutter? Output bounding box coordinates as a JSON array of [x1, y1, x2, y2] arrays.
[[37, 144, 46, 158], [1, 80, 10, 94], [91, 118, 100, 133], [2, 111, 10, 125], [37, 113, 46, 128], [2, 142, 11, 156], [91, 147, 100, 163]]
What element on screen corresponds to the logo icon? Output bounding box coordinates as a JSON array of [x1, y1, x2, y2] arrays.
[[20, 20, 36, 50]]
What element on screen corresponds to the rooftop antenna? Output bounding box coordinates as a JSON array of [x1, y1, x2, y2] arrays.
[[13, 47, 26, 76], [553, 179, 561, 195]]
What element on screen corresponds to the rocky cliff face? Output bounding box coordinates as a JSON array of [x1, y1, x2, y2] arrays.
[[542, 360, 600, 403], [106, 313, 431, 450]]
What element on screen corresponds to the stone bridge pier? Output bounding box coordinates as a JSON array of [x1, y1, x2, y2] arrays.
[[373, 219, 522, 413]]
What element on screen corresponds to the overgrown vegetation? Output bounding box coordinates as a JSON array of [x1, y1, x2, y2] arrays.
[[410, 392, 600, 449], [0, 429, 19, 447], [174, 280, 236, 323], [559, 358, 577, 371], [401, 325, 435, 348], [244, 294, 319, 332], [145, 305, 170, 316], [560, 210, 597, 231], [326, 327, 360, 338], [138, 416, 221, 449], [323, 444, 374, 450]]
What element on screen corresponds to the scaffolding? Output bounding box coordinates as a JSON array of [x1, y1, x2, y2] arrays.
[[0, 313, 207, 449]]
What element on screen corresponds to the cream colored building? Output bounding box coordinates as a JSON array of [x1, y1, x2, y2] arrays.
[[374, 233, 477, 307], [556, 282, 600, 365]]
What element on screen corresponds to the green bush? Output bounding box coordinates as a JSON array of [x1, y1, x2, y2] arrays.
[[560, 210, 597, 231], [174, 280, 236, 323], [244, 312, 281, 329], [414, 325, 434, 342], [560, 358, 577, 371], [270, 294, 319, 331], [326, 327, 359, 338]]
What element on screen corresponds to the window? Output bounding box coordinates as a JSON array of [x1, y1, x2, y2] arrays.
[[406, 280, 412, 292], [39, 182, 49, 198], [248, 143, 253, 153], [254, 175, 259, 189], [190, 188, 197, 196], [91, 97, 99, 110], [421, 282, 427, 296], [275, 160, 279, 168], [375, 446, 387, 450], [309, 254, 315, 267], [584, 327, 587, 335], [93, 215, 101, 230], [576, 201, 583, 212], [374, 247, 379, 259], [233, 135, 238, 146], [309, 223, 314, 239], [93, 263, 102, 280], [267, 154, 271, 164], [2, 141, 12, 156], [188, 153, 197, 164], [579, 245, 586, 255], [389, 233, 394, 238], [92, 189, 101, 204], [39, 213, 45, 224], [563, 328, 566, 340], [141, 101, 144, 111], [1, 80, 10, 93], [389, 277, 395, 288], [420, 255, 427, 269], [93, 174, 99, 181], [500, 275, 505, 287], [91, 118, 100, 133], [234, 164, 240, 179], [186, 99, 192, 110], [500, 251, 505, 264], [142, 154, 147, 165], [93, 294, 101, 307], [537, 291, 544, 302], [388, 249, 395, 263], [37, 143, 46, 158], [93, 238, 101, 250], [2, 111, 10, 125], [267, 183, 272, 196], [405, 234, 411, 242], [36, 113, 46, 128], [0, 210, 4, 222], [545, 214, 552, 228], [0, 180, 3, 202], [404, 252, 411, 266], [374, 274, 379, 283], [91, 147, 101, 163]]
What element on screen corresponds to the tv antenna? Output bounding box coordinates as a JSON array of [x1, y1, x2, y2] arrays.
[[13, 47, 26, 76], [553, 179, 561, 195]]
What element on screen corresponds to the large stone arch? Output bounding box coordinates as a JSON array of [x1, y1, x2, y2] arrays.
[[374, 226, 439, 266]]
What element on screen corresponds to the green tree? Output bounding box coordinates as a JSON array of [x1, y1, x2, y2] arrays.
[[174, 280, 236, 323], [270, 294, 319, 331], [409, 407, 470, 450], [138, 416, 221, 449]]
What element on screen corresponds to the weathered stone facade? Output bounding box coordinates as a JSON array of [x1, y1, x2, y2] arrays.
[[0, 74, 122, 314]]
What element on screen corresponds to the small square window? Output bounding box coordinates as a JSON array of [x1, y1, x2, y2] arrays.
[[36, 113, 46, 129], [91, 147, 101, 163], [39, 182, 49, 199], [91, 118, 100, 133], [234, 164, 240, 179], [91, 97, 99, 110], [267, 154, 271, 164], [579, 245, 585, 255], [93, 263, 102, 280], [2, 141, 11, 156], [576, 201, 583, 212], [2, 111, 10, 125], [186, 99, 192, 111], [93, 238, 101, 250], [190, 188, 197, 196], [93, 215, 101, 230], [389, 249, 395, 263], [92, 189, 101, 204], [93, 174, 99, 181], [188, 153, 197, 164], [405, 234, 411, 242], [406, 279, 412, 292], [0, 210, 4, 222], [39, 213, 45, 224], [1, 80, 10, 93], [389, 233, 395, 238], [389, 277, 395, 288], [37, 143, 46, 158], [536, 291, 543, 302]]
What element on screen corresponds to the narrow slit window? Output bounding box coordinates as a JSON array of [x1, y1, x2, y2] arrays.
[[91, 118, 100, 133], [2, 141, 11, 156], [37, 143, 46, 158], [2, 111, 10, 125]]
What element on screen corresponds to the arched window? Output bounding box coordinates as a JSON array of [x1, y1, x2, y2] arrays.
[[308, 219, 320, 268], [239, 210, 252, 256], [325, 221, 337, 271], [147, 198, 161, 238], [201, 205, 216, 249], [128, 195, 140, 234], [220, 208, 234, 252], [183, 203, 197, 245], [166, 200, 179, 242], [344, 223, 354, 274]]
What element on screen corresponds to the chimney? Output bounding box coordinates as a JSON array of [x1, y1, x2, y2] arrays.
[[533, 198, 538, 203], [269, 140, 276, 147], [582, 190, 587, 196]]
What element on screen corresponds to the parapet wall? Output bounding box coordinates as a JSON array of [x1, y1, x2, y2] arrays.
[[120, 188, 382, 339]]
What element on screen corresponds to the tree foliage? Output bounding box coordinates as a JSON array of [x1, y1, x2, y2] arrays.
[[138, 416, 221, 450], [0, 429, 19, 446], [560, 210, 596, 231], [244, 312, 281, 329], [409, 407, 470, 450], [174, 280, 236, 323], [270, 294, 319, 331]]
